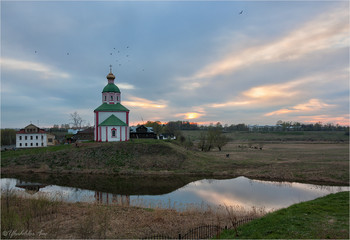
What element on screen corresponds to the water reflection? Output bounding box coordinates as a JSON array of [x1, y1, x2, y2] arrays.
[[1, 177, 348, 211]]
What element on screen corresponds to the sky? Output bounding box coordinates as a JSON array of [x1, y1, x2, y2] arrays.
[[1, 0, 349, 128]]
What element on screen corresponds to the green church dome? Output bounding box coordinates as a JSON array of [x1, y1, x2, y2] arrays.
[[102, 83, 120, 93]]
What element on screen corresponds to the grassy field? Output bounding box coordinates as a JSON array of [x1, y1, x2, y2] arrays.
[[218, 191, 349, 239], [1, 131, 349, 185], [1, 144, 72, 160], [182, 130, 348, 142]]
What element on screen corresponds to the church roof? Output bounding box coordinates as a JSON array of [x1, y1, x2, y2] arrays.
[[102, 83, 120, 93], [94, 102, 129, 112], [98, 114, 127, 126]]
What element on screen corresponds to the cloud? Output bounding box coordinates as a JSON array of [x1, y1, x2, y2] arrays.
[[0, 57, 70, 79], [297, 115, 349, 126], [178, 6, 349, 85], [117, 83, 135, 90], [123, 96, 167, 109], [205, 69, 346, 110], [175, 112, 205, 120], [265, 99, 334, 116]]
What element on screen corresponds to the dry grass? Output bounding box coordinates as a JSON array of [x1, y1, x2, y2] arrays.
[[1, 190, 265, 239], [201, 142, 349, 185]]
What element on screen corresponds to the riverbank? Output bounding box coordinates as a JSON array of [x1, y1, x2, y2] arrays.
[[1, 135, 349, 185], [219, 191, 349, 239], [0, 190, 264, 239], [1, 190, 348, 239]]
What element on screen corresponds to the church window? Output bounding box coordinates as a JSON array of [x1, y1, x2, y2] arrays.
[[36, 143, 38, 146], [111, 95, 113, 100], [30, 143, 33, 146], [19, 136, 22, 140], [36, 136, 38, 140], [117, 96, 119, 101], [25, 136, 27, 140], [112, 130, 116, 137], [31, 136, 33, 140], [20, 143, 22, 146], [25, 143, 27, 146], [41, 143, 44, 146], [104, 96, 107, 101]]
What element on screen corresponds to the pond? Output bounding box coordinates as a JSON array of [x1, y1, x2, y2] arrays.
[[1, 175, 348, 211]]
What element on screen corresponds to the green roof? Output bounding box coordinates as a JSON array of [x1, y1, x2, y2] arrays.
[[94, 103, 129, 112], [102, 83, 120, 93], [99, 114, 127, 126]]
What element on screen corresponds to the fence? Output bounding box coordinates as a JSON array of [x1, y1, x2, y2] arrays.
[[143, 217, 256, 239]]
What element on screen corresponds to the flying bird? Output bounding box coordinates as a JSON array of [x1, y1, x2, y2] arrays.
[[239, 10, 243, 14]]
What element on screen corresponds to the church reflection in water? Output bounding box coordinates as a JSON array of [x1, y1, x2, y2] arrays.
[[94, 191, 130, 206]]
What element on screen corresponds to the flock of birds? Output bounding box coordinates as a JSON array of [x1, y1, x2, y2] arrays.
[[33, 10, 244, 73], [34, 44, 146, 73]]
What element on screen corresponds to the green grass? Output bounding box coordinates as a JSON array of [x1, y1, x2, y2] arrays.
[[1, 144, 72, 160], [219, 191, 349, 239]]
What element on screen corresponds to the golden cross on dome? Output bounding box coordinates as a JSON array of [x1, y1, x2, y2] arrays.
[[109, 64, 112, 73]]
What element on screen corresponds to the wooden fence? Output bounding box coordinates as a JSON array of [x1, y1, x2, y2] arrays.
[[143, 217, 256, 239]]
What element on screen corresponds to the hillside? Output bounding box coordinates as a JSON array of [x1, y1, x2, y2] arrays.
[[1, 137, 349, 185]]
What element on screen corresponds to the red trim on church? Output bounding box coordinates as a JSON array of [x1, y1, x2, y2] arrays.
[[99, 127, 102, 142], [95, 112, 99, 141]]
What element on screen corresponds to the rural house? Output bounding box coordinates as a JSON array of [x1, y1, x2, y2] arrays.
[[130, 125, 157, 139], [16, 124, 55, 148]]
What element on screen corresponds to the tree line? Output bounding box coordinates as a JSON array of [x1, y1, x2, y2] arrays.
[[142, 120, 348, 134]]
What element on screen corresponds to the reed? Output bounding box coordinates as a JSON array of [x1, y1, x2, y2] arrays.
[[1, 189, 266, 239]]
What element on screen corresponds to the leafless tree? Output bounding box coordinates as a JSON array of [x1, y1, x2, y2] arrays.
[[70, 111, 83, 129]]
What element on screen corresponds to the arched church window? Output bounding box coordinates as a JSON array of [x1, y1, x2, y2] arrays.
[[105, 96, 107, 101], [112, 130, 116, 137], [111, 95, 113, 101]]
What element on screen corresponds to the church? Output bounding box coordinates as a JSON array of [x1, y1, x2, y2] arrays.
[[94, 68, 130, 142]]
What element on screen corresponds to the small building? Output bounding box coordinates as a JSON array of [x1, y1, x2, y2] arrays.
[[47, 133, 57, 146], [130, 125, 157, 139], [73, 127, 94, 141], [16, 124, 54, 148]]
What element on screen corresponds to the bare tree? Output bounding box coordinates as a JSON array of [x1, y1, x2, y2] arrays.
[[198, 132, 207, 151], [70, 111, 83, 129], [216, 134, 229, 151]]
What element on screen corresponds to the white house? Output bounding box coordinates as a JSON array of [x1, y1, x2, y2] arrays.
[[94, 69, 130, 142], [16, 124, 48, 148]]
